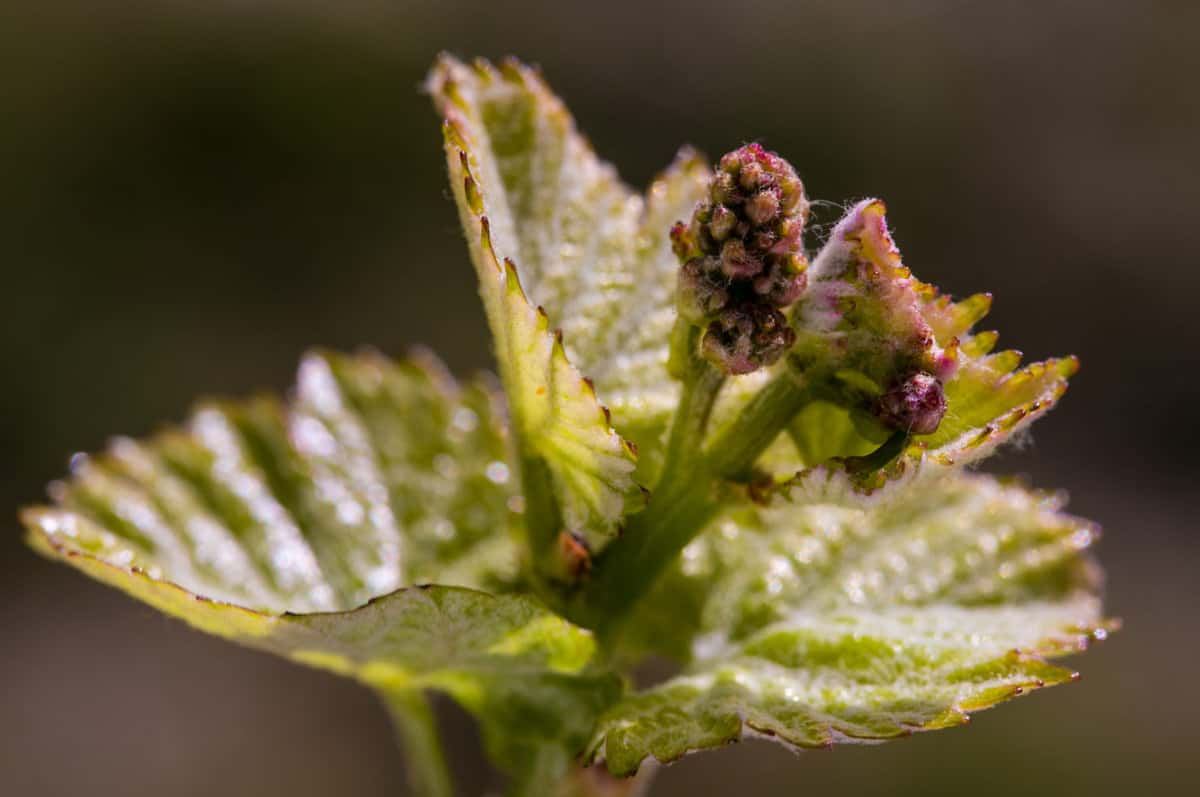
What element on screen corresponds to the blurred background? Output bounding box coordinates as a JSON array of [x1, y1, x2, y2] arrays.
[[3, 1, 1197, 794]]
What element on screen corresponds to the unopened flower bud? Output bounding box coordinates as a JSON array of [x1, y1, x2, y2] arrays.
[[739, 160, 765, 190], [709, 205, 737, 241], [745, 190, 780, 225], [702, 303, 796, 375], [774, 216, 804, 253], [874, 371, 947, 435], [779, 174, 805, 215], [678, 257, 729, 321], [671, 221, 695, 261], [711, 171, 737, 204], [753, 255, 808, 308], [720, 239, 761, 279]]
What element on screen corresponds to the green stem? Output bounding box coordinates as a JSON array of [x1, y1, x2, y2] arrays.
[[381, 689, 454, 797], [661, 363, 727, 487], [574, 326, 724, 632], [579, 365, 812, 639], [520, 452, 565, 586], [705, 367, 811, 478], [507, 744, 571, 797]]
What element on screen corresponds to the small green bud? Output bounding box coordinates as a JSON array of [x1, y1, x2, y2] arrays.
[[670, 220, 696, 262], [711, 171, 737, 204]]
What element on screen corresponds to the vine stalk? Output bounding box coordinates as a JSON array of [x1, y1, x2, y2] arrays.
[[381, 689, 454, 797], [577, 331, 812, 640]]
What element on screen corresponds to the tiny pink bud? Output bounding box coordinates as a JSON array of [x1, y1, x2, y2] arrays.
[[670, 221, 694, 261], [739, 160, 765, 190], [773, 217, 804, 253], [709, 205, 737, 241], [753, 255, 808, 308], [720, 239, 762, 279], [702, 303, 796, 375], [678, 258, 729, 321], [875, 371, 947, 435], [745, 191, 780, 225]]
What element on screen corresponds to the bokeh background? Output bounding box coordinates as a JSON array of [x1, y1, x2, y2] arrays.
[[3, 1, 1198, 794]]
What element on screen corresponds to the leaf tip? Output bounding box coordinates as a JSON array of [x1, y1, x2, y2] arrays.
[[479, 217, 502, 273]]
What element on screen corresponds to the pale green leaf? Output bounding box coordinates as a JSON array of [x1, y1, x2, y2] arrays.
[[920, 331, 1079, 467], [592, 473, 1110, 774], [788, 400, 890, 466], [778, 201, 1076, 500], [24, 349, 520, 611], [27, 523, 616, 779], [429, 55, 711, 547], [279, 587, 620, 781], [23, 349, 626, 779]]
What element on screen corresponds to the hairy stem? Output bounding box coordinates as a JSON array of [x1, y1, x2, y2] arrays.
[[579, 365, 811, 639], [520, 452, 565, 585], [576, 326, 726, 634], [661, 342, 727, 488], [705, 367, 811, 479], [381, 689, 454, 797]]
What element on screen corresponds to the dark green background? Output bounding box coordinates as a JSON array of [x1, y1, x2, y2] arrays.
[[3, 1, 1197, 794]]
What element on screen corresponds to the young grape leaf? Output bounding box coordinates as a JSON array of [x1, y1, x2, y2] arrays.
[[592, 473, 1111, 774], [23, 348, 624, 782], [25, 349, 520, 613], [781, 200, 1076, 500], [429, 55, 711, 550]]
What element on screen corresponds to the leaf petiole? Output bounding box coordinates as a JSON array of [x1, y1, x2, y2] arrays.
[[704, 366, 812, 481], [579, 333, 821, 640], [381, 688, 454, 797], [572, 323, 723, 633]]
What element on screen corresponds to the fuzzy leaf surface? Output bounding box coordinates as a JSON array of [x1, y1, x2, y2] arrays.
[[25, 349, 520, 613], [23, 349, 624, 779], [592, 473, 1110, 774], [429, 55, 712, 546], [783, 200, 1076, 500]]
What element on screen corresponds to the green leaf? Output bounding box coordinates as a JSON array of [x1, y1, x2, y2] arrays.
[[22, 52, 1113, 792], [24, 349, 624, 782], [429, 55, 711, 551], [784, 348, 1078, 507], [281, 587, 620, 784], [592, 473, 1111, 774], [791, 199, 954, 406], [919, 327, 1079, 467], [25, 349, 520, 614], [780, 201, 1076, 499], [788, 400, 890, 466]]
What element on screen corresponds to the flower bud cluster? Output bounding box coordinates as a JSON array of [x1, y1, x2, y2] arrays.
[[674, 144, 810, 375]]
